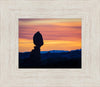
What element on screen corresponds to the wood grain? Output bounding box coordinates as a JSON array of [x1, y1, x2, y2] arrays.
[[0, 0, 100, 87]]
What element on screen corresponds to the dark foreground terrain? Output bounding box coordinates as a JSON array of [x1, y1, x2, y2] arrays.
[[19, 49, 81, 68]]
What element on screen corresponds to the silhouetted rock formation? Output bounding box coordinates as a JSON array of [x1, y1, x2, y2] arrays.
[[33, 31, 43, 47], [19, 49, 81, 68], [20, 31, 44, 68], [19, 31, 81, 68]]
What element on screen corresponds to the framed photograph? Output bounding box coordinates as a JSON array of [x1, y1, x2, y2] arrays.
[[0, 0, 100, 87], [19, 18, 81, 68]]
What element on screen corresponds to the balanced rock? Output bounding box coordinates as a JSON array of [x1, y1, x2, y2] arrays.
[[33, 31, 44, 47]]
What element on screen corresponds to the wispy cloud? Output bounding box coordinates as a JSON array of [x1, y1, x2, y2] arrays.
[[19, 19, 81, 52]]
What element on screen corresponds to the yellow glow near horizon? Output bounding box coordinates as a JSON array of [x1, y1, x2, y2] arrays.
[[19, 39, 81, 52]]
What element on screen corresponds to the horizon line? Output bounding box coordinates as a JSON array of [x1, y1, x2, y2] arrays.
[[19, 49, 81, 53]]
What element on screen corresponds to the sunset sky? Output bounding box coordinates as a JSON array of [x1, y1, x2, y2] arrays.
[[19, 19, 81, 52]]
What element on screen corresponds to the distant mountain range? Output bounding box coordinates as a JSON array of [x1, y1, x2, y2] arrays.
[[19, 49, 81, 68], [20, 49, 81, 54], [40, 50, 69, 54], [19, 49, 81, 59]]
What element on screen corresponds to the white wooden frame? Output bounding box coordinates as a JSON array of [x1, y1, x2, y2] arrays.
[[0, 0, 100, 87]]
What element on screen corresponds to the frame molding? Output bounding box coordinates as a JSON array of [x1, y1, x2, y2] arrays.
[[0, 0, 100, 87]]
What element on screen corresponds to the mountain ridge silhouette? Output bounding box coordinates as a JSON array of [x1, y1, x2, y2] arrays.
[[19, 49, 81, 54], [19, 49, 81, 68]]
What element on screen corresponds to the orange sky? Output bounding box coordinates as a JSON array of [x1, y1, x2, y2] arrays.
[[19, 19, 81, 52]]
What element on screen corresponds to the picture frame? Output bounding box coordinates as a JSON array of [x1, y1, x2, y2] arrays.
[[0, 0, 100, 87]]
